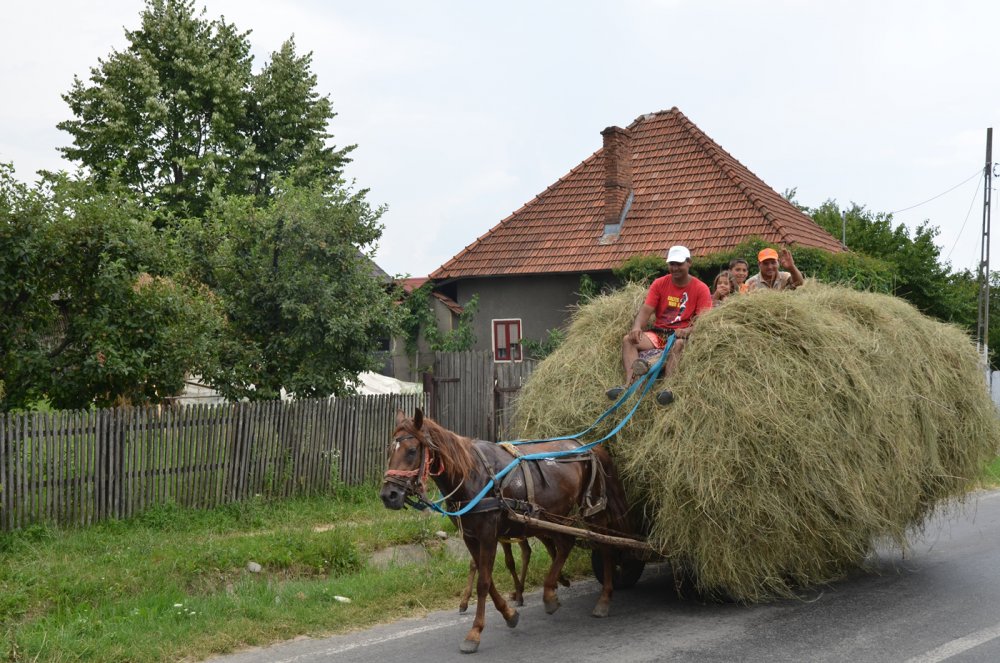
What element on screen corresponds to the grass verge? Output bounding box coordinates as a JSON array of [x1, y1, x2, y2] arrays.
[[983, 455, 1000, 488], [0, 484, 590, 662]]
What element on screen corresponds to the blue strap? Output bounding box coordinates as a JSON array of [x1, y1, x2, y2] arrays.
[[506, 334, 675, 445], [421, 336, 675, 517]]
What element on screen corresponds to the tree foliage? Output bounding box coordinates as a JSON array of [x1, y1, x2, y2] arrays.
[[58, 0, 350, 218], [399, 284, 479, 359], [0, 0, 398, 409], [0, 170, 225, 410], [613, 254, 668, 284], [810, 201, 970, 324], [520, 328, 566, 360], [184, 180, 399, 400]]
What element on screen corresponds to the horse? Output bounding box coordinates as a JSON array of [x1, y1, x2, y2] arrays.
[[380, 408, 632, 654]]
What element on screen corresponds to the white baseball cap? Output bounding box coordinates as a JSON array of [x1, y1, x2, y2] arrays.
[[666, 245, 691, 263]]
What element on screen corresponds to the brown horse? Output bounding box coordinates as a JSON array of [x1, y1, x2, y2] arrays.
[[380, 409, 632, 654]]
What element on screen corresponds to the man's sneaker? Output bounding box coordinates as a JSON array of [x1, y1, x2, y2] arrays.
[[631, 358, 650, 377], [656, 389, 674, 406], [606, 385, 626, 400]]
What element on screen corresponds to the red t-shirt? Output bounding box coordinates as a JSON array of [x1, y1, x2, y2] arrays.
[[644, 274, 713, 330]]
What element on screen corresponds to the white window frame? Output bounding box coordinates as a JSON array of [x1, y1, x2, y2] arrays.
[[491, 319, 523, 363]]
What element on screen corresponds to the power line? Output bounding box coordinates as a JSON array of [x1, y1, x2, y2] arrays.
[[889, 168, 982, 215], [946, 175, 983, 261]]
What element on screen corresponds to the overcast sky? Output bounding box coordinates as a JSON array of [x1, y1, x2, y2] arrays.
[[2, 0, 998, 278]]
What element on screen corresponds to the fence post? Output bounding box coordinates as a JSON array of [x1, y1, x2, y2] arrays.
[[229, 402, 246, 502]]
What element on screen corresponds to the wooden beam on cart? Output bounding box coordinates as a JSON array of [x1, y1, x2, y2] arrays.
[[506, 512, 652, 553]]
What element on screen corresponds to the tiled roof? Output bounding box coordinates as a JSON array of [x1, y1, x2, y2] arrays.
[[395, 276, 464, 315], [431, 107, 843, 279], [398, 277, 429, 294]]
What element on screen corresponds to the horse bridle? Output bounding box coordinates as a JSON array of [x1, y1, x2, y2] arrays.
[[383, 431, 445, 507]]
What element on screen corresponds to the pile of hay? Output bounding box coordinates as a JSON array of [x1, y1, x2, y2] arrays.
[[514, 282, 1000, 602]]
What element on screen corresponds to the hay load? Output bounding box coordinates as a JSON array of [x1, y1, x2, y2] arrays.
[[514, 282, 1000, 601]]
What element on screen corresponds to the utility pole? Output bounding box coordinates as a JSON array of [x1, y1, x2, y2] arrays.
[[976, 128, 993, 382]]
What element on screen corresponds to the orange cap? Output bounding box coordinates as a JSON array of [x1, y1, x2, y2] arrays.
[[758, 248, 779, 262]]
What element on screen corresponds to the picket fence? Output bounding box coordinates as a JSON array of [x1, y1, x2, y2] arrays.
[[0, 393, 423, 532]]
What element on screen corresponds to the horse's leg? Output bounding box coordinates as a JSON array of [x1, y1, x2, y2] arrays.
[[487, 575, 519, 629], [541, 534, 575, 615], [460, 536, 488, 654], [500, 540, 522, 606], [459, 558, 476, 613], [592, 544, 615, 618], [460, 535, 518, 653], [514, 539, 531, 605], [541, 537, 571, 587]]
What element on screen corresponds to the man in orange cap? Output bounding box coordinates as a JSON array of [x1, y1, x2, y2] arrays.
[[744, 246, 803, 292]]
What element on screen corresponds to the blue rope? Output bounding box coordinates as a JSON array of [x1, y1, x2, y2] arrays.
[[420, 336, 675, 517], [504, 335, 675, 446]]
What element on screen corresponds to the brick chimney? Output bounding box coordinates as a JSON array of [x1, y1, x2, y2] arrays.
[[601, 126, 632, 227]]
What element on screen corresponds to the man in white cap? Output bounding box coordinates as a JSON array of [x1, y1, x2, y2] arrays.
[[606, 245, 713, 405]]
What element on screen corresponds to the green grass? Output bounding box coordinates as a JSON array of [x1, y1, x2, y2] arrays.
[[0, 485, 591, 662], [983, 456, 1000, 488]]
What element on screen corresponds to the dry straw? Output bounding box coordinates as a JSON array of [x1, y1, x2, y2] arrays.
[[513, 282, 1000, 601]]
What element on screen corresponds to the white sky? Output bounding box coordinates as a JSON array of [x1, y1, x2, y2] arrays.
[[2, 0, 998, 278]]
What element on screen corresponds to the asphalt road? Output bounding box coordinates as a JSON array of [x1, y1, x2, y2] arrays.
[[206, 488, 1000, 663]]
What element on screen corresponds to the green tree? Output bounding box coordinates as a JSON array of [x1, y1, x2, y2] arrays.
[[811, 201, 969, 323], [0, 165, 57, 406], [247, 38, 352, 199], [0, 172, 225, 410], [58, 0, 349, 218], [189, 180, 400, 400]]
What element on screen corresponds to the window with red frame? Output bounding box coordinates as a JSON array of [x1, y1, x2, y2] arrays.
[[492, 319, 522, 362]]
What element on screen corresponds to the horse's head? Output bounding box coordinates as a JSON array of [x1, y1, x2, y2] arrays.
[[380, 408, 431, 510]]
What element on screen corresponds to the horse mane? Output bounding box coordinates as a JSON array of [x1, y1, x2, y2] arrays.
[[416, 416, 478, 484]]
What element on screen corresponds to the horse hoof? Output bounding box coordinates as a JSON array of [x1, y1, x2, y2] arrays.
[[558, 576, 571, 588], [505, 610, 520, 628], [592, 603, 610, 618], [458, 604, 468, 614], [544, 598, 561, 615], [460, 639, 480, 654], [515, 597, 524, 607]]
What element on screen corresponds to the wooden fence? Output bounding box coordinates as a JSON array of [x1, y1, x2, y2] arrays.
[[0, 393, 423, 532], [423, 351, 539, 441]]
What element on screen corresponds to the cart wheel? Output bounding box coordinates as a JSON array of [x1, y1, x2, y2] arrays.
[[591, 549, 645, 589]]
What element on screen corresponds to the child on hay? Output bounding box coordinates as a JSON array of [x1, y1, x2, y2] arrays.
[[606, 245, 713, 406], [729, 258, 750, 293], [712, 270, 738, 306], [745, 247, 804, 292]]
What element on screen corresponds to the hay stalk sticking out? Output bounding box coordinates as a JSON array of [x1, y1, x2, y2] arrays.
[[514, 283, 1000, 601]]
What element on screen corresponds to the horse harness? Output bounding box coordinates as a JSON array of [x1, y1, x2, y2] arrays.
[[453, 441, 608, 521], [385, 430, 608, 521]]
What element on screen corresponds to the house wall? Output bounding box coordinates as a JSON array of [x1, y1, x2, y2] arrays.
[[454, 274, 607, 355]]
